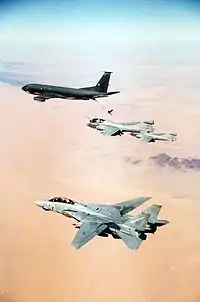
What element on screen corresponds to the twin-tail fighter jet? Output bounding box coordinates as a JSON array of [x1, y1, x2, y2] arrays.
[[21, 71, 120, 102], [35, 196, 168, 250], [87, 117, 155, 136]]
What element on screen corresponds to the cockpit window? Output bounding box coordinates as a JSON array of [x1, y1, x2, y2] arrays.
[[90, 118, 104, 123], [49, 197, 63, 203], [67, 199, 75, 205], [48, 197, 75, 204], [90, 118, 98, 123]]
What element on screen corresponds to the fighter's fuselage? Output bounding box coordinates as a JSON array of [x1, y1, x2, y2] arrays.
[[87, 119, 154, 133], [35, 199, 123, 224]]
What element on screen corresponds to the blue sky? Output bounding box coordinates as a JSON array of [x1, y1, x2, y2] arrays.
[[1, 0, 200, 45], [1, 0, 200, 80]]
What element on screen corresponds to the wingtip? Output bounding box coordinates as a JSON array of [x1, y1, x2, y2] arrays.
[[144, 196, 152, 201], [72, 242, 81, 250]]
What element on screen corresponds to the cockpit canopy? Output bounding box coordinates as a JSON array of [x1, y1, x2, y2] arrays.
[[48, 197, 75, 205], [89, 118, 105, 124]]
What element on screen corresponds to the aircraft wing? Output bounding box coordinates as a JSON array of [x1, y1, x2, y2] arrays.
[[116, 230, 143, 250], [136, 134, 154, 142], [33, 93, 65, 101], [114, 196, 152, 215], [71, 221, 107, 249], [97, 125, 122, 136], [35, 93, 79, 100]]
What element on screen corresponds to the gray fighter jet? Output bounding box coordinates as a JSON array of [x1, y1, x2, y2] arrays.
[[35, 196, 151, 249], [132, 131, 177, 143], [87, 117, 155, 136], [21, 72, 120, 102]]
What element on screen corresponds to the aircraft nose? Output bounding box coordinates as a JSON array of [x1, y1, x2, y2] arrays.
[[35, 200, 45, 208], [22, 85, 28, 91], [87, 122, 95, 128]]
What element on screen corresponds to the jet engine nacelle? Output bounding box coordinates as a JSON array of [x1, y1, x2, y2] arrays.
[[138, 232, 147, 240], [34, 96, 46, 102], [147, 223, 157, 233], [98, 232, 109, 237]]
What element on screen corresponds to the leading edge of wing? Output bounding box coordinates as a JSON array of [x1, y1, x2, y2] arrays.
[[71, 221, 107, 249], [114, 196, 152, 215], [98, 125, 121, 136]]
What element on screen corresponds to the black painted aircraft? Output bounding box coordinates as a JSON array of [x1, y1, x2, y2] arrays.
[[22, 71, 120, 102]]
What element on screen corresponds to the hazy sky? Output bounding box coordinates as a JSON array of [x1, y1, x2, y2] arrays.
[[1, 0, 200, 86], [1, 0, 200, 48]]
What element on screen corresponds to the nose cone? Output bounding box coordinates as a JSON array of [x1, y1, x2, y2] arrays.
[[22, 85, 28, 91], [35, 200, 45, 208], [87, 122, 96, 129]]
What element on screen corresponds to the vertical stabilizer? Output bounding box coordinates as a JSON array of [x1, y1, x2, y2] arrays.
[[94, 71, 112, 93]]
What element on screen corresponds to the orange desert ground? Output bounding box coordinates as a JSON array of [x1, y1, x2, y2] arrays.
[[1, 72, 200, 302]]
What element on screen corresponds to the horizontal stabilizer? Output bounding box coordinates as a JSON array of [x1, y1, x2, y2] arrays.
[[106, 91, 120, 96], [115, 196, 152, 215], [116, 230, 143, 250], [155, 219, 169, 226]]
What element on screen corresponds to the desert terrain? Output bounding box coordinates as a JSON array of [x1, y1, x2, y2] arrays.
[[1, 63, 200, 302]]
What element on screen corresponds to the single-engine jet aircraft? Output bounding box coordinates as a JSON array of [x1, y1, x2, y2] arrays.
[[21, 72, 120, 102], [35, 196, 152, 249], [87, 117, 155, 136], [132, 131, 177, 143]]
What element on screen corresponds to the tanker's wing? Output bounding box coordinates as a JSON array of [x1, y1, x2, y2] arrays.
[[71, 220, 107, 249]]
